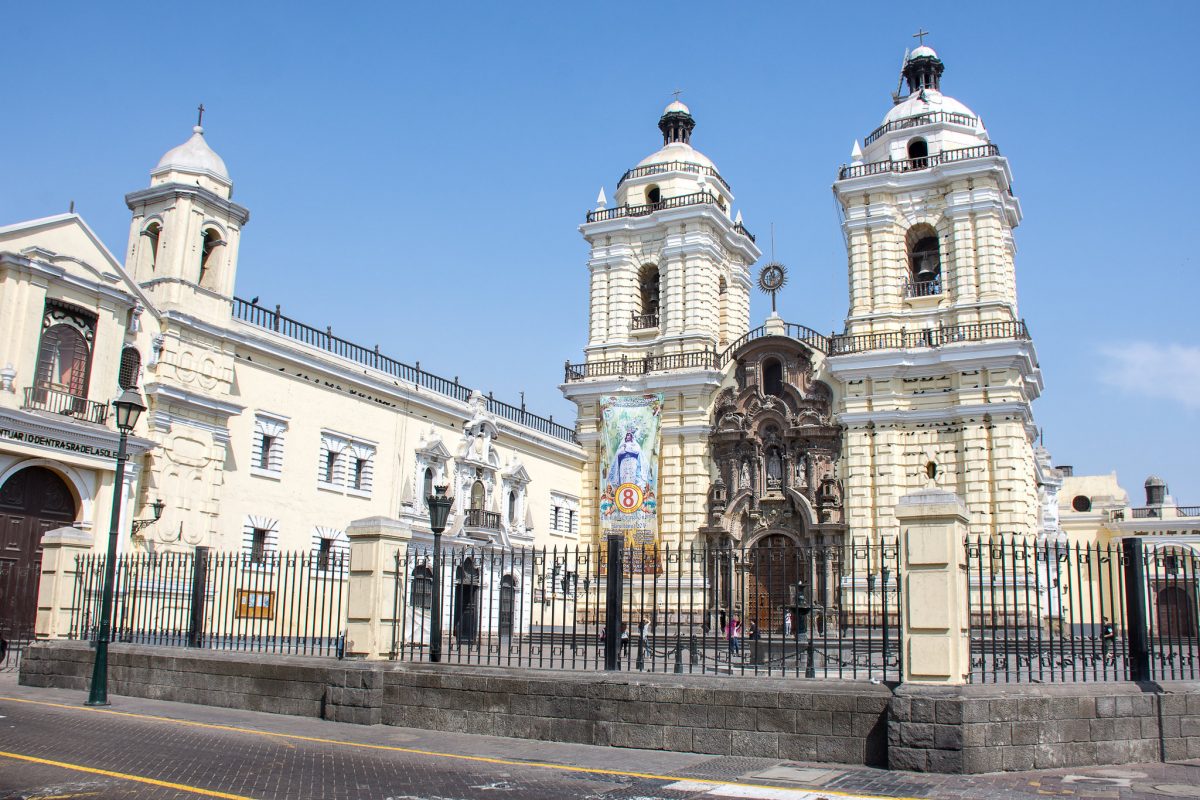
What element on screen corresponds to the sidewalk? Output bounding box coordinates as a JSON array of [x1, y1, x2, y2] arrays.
[[1, 672, 1198, 800]]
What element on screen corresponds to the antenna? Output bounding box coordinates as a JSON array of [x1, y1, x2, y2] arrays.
[[770, 222, 776, 262], [892, 48, 910, 104]]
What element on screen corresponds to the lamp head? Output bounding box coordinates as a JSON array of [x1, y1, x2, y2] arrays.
[[113, 388, 147, 432], [151, 498, 165, 520], [427, 484, 453, 534]]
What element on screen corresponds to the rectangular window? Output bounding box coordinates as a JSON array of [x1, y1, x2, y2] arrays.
[[251, 414, 287, 477], [325, 451, 338, 483], [319, 432, 374, 496], [352, 458, 365, 490], [251, 528, 269, 565], [316, 538, 333, 572], [259, 434, 274, 470]]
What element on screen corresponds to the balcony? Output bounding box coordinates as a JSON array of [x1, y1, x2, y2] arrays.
[[863, 110, 979, 147], [464, 508, 502, 530], [586, 190, 719, 223], [631, 312, 659, 331], [22, 385, 108, 425], [564, 350, 720, 382], [1131, 506, 1200, 519], [838, 144, 1000, 180], [904, 278, 942, 298], [616, 160, 730, 191]]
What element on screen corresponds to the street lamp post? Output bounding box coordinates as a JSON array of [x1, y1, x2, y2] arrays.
[[426, 485, 453, 663], [87, 388, 146, 706]]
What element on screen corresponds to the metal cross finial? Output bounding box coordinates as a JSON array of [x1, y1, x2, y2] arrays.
[[671, 89, 682, 102], [197, 103, 205, 127], [912, 28, 930, 46]]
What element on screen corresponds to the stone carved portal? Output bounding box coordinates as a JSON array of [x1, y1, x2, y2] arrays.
[[704, 337, 845, 618]]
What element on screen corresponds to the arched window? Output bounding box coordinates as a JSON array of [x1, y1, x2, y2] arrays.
[[35, 324, 91, 398], [906, 227, 942, 296], [498, 574, 516, 637], [508, 490, 517, 523], [470, 480, 485, 510], [646, 185, 661, 204], [199, 228, 224, 287], [638, 264, 660, 317], [762, 358, 784, 397], [141, 222, 161, 272], [906, 138, 929, 169], [118, 347, 141, 390], [423, 467, 434, 503], [411, 566, 433, 610]]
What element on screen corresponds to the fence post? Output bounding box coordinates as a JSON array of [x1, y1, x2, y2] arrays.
[[34, 527, 94, 639], [604, 535, 623, 670], [1121, 537, 1152, 681], [344, 517, 411, 659], [186, 547, 210, 647], [895, 487, 972, 684]]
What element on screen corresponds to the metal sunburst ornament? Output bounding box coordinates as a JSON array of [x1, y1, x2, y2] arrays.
[[758, 262, 788, 313]]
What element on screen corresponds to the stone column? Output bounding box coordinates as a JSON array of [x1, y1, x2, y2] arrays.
[[895, 487, 971, 684], [35, 526, 95, 639], [344, 516, 412, 660]]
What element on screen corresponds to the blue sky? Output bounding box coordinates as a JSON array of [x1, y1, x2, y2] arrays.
[[4, 1, 1198, 505]]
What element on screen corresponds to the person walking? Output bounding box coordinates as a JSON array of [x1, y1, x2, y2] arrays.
[[620, 622, 630, 657], [1101, 616, 1116, 664], [728, 617, 741, 657]]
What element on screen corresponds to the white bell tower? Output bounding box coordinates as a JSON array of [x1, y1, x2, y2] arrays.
[[564, 100, 760, 548], [124, 108, 249, 324]]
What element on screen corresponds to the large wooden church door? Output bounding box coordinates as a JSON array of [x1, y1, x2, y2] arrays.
[[0, 467, 78, 645]]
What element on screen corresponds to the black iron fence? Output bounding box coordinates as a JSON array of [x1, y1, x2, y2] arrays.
[[70, 549, 347, 657], [0, 560, 39, 672], [392, 539, 901, 681], [966, 536, 1199, 683], [839, 143, 1000, 180]]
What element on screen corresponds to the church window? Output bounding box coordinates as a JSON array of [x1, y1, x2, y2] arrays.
[[34, 301, 96, 401], [508, 490, 517, 523], [638, 264, 660, 318], [117, 347, 141, 390], [411, 566, 434, 609], [646, 185, 661, 204], [471, 480, 486, 510], [141, 222, 161, 271], [199, 228, 224, 287], [762, 358, 784, 397], [423, 467, 434, 503], [252, 413, 287, 477], [1071, 495, 1092, 513], [906, 138, 929, 169]]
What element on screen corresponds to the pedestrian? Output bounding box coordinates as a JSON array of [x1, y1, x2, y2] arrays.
[[728, 617, 741, 656], [639, 617, 650, 642], [1101, 616, 1115, 663], [620, 622, 630, 656], [784, 610, 792, 637], [748, 620, 759, 640]]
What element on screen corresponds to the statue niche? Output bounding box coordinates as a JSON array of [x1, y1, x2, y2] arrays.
[[706, 338, 844, 545]]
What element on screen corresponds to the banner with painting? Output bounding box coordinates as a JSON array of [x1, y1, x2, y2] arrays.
[[599, 394, 662, 563]]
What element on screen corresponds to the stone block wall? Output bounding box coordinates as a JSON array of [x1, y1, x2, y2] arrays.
[[384, 664, 891, 765], [890, 683, 1200, 773]]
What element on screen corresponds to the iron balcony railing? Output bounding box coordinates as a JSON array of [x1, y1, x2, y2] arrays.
[[863, 110, 979, 147], [838, 143, 1000, 180], [586, 190, 719, 223], [232, 298, 576, 443], [631, 312, 659, 330], [563, 320, 1031, 381], [1131, 506, 1200, 519], [616, 160, 730, 191], [903, 278, 942, 298], [21, 385, 108, 425], [465, 509, 502, 530], [733, 222, 756, 243]]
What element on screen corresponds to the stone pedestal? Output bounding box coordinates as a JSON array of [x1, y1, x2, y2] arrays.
[[344, 516, 412, 660], [35, 526, 94, 639], [895, 488, 971, 684]]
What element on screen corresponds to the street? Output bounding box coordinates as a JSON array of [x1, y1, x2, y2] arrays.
[[0, 674, 1197, 800]]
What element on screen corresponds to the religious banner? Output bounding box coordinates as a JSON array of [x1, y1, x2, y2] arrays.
[[599, 394, 662, 556]]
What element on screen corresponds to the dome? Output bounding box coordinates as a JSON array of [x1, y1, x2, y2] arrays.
[[1145, 475, 1166, 487], [663, 99, 690, 116], [910, 45, 938, 59], [153, 125, 230, 183], [882, 89, 978, 126], [636, 142, 717, 171]]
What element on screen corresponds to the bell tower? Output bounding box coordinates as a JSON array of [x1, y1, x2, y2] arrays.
[[827, 43, 1042, 541], [564, 100, 760, 548], [124, 112, 249, 324]]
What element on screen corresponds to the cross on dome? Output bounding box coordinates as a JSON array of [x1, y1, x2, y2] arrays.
[[912, 28, 930, 46]]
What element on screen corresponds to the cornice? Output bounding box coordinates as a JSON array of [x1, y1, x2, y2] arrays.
[[142, 381, 246, 419], [837, 400, 1034, 428], [125, 184, 251, 226], [0, 407, 156, 462]]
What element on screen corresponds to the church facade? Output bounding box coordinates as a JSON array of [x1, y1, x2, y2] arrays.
[[564, 45, 1045, 566]]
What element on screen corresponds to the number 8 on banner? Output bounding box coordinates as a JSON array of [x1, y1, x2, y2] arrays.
[[615, 482, 644, 513]]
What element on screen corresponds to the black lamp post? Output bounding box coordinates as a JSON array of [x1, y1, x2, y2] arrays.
[[426, 485, 453, 663], [86, 388, 146, 706]]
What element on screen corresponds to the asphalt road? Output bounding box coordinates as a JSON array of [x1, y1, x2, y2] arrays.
[[0, 674, 1197, 800]]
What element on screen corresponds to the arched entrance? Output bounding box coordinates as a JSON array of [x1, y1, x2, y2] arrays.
[[746, 534, 798, 633], [0, 467, 78, 645], [1156, 586, 1197, 639], [452, 557, 480, 645]]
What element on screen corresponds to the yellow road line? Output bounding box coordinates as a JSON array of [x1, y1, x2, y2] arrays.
[[0, 749, 256, 800], [0, 695, 917, 800]]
